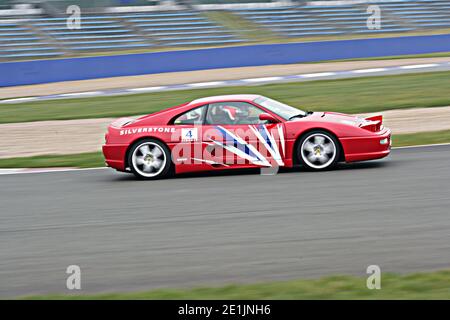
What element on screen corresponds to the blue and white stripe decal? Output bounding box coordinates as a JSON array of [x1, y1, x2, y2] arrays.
[[211, 125, 271, 167], [208, 137, 271, 167], [215, 126, 261, 161], [210, 125, 285, 167], [249, 124, 284, 166]]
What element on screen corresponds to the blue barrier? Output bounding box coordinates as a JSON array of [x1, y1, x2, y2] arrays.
[[1, 33, 450, 87]]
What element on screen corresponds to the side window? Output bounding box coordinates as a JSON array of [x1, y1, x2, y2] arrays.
[[205, 102, 265, 125], [173, 105, 207, 125]]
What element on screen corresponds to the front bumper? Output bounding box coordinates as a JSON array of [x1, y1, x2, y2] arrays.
[[341, 128, 391, 162]]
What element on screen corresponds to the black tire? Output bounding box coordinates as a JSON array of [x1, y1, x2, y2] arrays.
[[296, 130, 341, 171], [128, 138, 173, 180]]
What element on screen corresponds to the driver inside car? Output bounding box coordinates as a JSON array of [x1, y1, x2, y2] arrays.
[[208, 105, 237, 124]]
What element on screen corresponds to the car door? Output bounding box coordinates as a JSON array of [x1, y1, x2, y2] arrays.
[[201, 101, 285, 169], [170, 104, 208, 169]]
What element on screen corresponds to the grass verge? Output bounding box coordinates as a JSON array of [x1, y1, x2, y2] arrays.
[[22, 269, 450, 299], [0, 152, 104, 169], [1, 71, 449, 124], [393, 129, 450, 147], [1, 130, 450, 169]]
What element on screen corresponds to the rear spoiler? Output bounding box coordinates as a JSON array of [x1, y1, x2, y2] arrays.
[[110, 117, 135, 128], [360, 114, 383, 132]]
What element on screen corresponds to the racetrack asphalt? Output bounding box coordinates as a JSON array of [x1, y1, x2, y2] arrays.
[[1, 145, 450, 297]]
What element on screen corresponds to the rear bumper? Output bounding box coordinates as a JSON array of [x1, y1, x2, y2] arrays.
[[341, 128, 391, 162], [102, 144, 128, 171]]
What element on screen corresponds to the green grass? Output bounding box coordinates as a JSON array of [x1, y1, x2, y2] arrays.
[[1, 71, 450, 124], [1, 130, 450, 169], [21, 269, 450, 299], [394, 129, 450, 147], [0, 152, 104, 169]]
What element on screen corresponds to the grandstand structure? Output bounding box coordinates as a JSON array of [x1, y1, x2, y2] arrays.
[[233, 0, 450, 37], [0, 9, 245, 59], [0, 0, 449, 60]]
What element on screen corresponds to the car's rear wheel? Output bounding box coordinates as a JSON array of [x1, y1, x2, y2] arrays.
[[128, 139, 172, 179], [297, 130, 340, 170]]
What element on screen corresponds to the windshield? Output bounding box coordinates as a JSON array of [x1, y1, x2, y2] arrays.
[[254, 96, 306, 120]]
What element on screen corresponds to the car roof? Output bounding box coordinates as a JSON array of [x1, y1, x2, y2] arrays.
[[188, 94, 262, 105]]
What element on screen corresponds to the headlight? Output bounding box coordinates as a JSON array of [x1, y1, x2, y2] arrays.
[[380, 138, 388, 145]]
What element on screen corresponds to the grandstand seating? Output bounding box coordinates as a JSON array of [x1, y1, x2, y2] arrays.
[[233, 0, 450, 37], [0, 20, 65, 58], [30, 16, 150, 52], [0, 0, 449, 60], [0, 10, 244, 59], [122, 11, 244, 47]]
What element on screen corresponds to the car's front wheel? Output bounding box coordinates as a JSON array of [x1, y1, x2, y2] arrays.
[[128, 139, 172, 179], [297, 130, 340, 170]]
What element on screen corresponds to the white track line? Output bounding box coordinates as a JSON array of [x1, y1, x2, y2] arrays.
[[352, 68, 387, 73], [1, 143, 450, 175], [59, 91, 102, 97], [299, 72, 336, 78], [1, 62, 449, 104], [399, 63, 439, 69], [187, 81, 226, 87], [127, 86, 166, 92], [242, 76, 283, 83], [0, 167, 107, 175], [0, 97, 38, 103]]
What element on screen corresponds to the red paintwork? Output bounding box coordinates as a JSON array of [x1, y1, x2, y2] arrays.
[[102, 94, 391, 174]]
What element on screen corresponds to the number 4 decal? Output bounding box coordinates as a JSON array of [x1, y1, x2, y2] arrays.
[[181, 128, 198, 142]]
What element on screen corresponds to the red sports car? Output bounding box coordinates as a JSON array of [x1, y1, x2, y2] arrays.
[[102, 94, 391, 179]]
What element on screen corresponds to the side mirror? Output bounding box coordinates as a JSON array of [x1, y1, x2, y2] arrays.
[[259, 113, 279, 123]]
